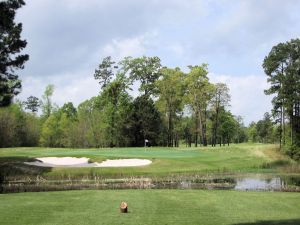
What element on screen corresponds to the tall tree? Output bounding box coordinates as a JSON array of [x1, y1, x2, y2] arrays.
[[233, 115, 247, 144], [77, 97, 105, 148], [218, 109, 236, 146], [121, 56, 162, 96], [24, 96, 40, 113], [256, 112, 273, 143], [98, 74, 132, 147], [210, 83, 230, 146], [263, 38, 300, 150], [94, 56, 118, 89], [185, 64, 214, 146], [40, 111, 63, 147], [156, 67, 185, 147], [60, 102, 77, 120], [128, 95, 162, 146], [0, 0, 29, 106], [41, 84, 55, 118]]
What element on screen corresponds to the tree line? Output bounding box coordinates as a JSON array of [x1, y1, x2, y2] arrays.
[[0, 1, 299, 160], [1, 56, 248, 148]]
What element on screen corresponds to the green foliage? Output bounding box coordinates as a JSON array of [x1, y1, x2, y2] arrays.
[[41, 84, 55, 118], [77, 97, 105, 147], [1, 56, 251, 148], [210, 83, 231, 146], [0, 0, 29, 106], [122, 56, 162, 96], [256, 113, 273, 143], [156, 67, 185, 146], [94, 56, 117, 88], [98, 75, 133, 147], [218, 110, 236, 145], [23, 96, 40, 113], [263, 38, 300, 159], [60, 102, 77, 120], [185, 64, 215, 146], [40, 111, 63, 147], [0, 104, 40, 147], [128, 95, 163, 146]]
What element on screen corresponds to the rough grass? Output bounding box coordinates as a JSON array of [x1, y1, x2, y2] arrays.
[[0, 189, 299, 225]]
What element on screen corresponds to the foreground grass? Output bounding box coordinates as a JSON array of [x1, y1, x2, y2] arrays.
[[0, 190, 299, 225], [1, 143, 297, 179]]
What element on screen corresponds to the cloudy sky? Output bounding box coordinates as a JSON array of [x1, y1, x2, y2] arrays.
[[16, 0, 300, 124]]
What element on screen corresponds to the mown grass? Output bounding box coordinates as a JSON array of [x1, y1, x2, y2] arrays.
[[0, 143, 297, 179], [0, 189, 299, 225]]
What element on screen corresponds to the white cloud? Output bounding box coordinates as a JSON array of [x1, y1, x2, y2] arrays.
[[18, 71, 100, 108], [13, 0, 299, 124], [209, 73, 273, 125], [100, 32, 157, 60]]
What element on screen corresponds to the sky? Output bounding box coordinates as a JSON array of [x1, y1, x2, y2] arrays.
[[15, 0, 300, 124]]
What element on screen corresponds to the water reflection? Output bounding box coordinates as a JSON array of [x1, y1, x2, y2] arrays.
[[234, 177, 284, 190], [150, 175, 300, 191], [2, 174, 300, 193]]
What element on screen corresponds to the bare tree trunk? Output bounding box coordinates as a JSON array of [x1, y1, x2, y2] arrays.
[[195, 112, 199, 147], [212, 102, 220, 147], [227, 134, 230, 146], [290, 111, 293, 146], [283, 105, 286, 145], [280, 105, 283, 148], [167, 110, 173, 147], [199, 109, 207, 147], [202, 109, 208, 146]]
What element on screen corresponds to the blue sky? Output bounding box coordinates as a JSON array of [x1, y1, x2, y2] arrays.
[[16, 0, 300, 124]]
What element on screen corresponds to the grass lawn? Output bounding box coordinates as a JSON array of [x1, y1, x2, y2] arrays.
[[0, 143, 297, 179], [1, 144, 299, 224], [0, 189, 299, 225]]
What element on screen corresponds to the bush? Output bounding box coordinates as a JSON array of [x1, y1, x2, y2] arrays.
[[285, 144, 300, 161]]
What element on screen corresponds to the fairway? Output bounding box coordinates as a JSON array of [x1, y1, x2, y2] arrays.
[[1, 190, 299, 225], [0, 144, 294, 179]]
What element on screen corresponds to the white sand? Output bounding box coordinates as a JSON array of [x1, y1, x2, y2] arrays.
[[25, 157, 152, 168], [95, 159, 151, 167]]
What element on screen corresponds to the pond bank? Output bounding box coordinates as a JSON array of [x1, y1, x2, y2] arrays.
[[1, 174, 299, 193]]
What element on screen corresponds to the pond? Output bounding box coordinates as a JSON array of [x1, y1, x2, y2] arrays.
[[1, 174, 300, 193], [150, 175, 300, 191]]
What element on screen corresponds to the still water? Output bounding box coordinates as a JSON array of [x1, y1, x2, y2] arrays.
[[150, 175, 300, 191], [2, 174, 300, 193]]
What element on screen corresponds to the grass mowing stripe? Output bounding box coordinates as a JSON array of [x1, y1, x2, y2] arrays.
[[0, 190, 299, 225]]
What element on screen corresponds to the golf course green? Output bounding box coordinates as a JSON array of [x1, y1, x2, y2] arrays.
[[1, 144, 300, 225], [0, 143, 298, 178]]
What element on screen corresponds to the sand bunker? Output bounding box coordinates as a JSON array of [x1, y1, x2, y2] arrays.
[[25, 157, 152, 168]]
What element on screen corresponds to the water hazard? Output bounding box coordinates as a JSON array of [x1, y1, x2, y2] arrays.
[[150, 175, 300, 191], [2, 174, 300, 193]]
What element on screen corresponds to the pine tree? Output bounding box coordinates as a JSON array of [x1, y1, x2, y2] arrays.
[[0, 0, 29, 106]]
